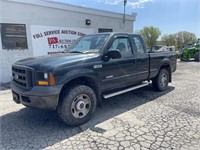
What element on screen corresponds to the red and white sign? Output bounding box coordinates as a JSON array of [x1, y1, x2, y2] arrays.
[[48, 37, 58, 44], [30, 25, 94, 56]]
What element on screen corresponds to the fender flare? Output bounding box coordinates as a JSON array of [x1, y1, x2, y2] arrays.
[[157, 58, 172, 82], [58, 68, 102, 105]]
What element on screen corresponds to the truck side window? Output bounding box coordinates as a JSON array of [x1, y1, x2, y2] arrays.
[[109, 37, 132, 58], [132, 36, 145, 55]]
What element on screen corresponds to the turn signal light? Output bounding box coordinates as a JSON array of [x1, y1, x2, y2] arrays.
[[38, 81, 49, 86], [37, 72, 55, 86]]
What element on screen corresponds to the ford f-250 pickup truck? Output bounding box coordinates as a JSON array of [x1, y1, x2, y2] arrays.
[[11, 33, 177, 126]]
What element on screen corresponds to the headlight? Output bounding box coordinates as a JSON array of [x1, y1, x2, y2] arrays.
[[36, 72, 55, 86], [44, 73, 48, 80]]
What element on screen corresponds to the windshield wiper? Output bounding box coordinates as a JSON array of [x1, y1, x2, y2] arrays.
[[69, 51, 83, 53], [82, 50, 99, 54], [69, 49, 99, 54]]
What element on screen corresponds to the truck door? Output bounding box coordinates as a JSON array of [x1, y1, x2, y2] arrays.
[[130, 35, 149, 81], [100, 35, 137, 91]]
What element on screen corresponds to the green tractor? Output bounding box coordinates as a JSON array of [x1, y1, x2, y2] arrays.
[[180, 38, 200, 62]]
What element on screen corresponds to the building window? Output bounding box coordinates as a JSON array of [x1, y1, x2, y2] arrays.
[[1, 23, 28, 49], [98, 28, 113, 33]]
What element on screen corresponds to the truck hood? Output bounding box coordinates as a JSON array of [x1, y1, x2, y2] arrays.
[[15, 53, 99, 71]]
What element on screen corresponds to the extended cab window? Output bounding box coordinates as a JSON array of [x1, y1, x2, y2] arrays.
[[109, 37, 132, 58], [132, 36, 145, 56]]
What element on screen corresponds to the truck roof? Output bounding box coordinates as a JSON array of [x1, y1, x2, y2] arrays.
[[88, 32, 140, 36]]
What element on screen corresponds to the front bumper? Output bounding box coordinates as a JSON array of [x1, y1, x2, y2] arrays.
[[11, 82, 63, 110]]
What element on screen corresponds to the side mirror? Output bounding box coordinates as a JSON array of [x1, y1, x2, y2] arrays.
[[108, 50, 122, 59], [102, 50, 121, 62], [103, 50, 122, 61]]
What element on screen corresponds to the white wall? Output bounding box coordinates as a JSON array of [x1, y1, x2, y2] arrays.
[[0, 0, 136, 83]]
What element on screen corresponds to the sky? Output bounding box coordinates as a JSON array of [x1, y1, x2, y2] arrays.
[[52, 0, 200, 38]]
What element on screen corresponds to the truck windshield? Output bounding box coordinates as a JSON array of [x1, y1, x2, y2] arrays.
[[65, 34, 109, 54]]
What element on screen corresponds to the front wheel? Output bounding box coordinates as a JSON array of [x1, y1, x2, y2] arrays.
[[58, 85, 97, 126], [152, 68, 169, 91]]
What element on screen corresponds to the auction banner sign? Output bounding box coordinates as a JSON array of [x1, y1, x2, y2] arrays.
[[30, 25, 94, 56]]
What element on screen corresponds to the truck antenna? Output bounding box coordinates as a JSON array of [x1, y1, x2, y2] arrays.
[[123, 0, 127, 24]]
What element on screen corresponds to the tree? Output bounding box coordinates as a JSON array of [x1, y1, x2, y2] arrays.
[[161, 31, 197, 50], [161, 34, 176, 46], [175, 31, 197, 49], [139, 26, 161, 48]]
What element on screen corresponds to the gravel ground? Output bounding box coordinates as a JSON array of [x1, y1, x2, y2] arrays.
[[0, 60, 200, 150]]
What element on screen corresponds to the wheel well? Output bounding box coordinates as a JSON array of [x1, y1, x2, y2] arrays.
[[59, 77, 101, 106]]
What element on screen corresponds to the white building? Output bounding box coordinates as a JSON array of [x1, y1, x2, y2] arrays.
[[0, 0, 137, 83]]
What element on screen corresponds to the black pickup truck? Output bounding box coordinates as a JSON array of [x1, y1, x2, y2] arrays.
[[11, 33, 177, 126]]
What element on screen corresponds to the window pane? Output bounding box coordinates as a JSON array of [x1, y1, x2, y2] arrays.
[[133, 36, 145, 54], [1, 24, 28, 49], [109, 37, 132, 58], [98, 28, 113, 33], [66, 34, 109, 53]]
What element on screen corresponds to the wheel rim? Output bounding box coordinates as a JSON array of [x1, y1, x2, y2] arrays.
[[160, 73, 168, 87], [71, 94, 91, 118]]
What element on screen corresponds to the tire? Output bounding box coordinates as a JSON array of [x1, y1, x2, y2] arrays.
[[180, 54, 184, 61], [194, 51, 200, 62], [152, 68, 169, 91], [58, 85, 97, 126]]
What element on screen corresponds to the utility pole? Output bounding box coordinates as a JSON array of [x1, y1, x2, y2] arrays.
[[123, 0, 127, 23]]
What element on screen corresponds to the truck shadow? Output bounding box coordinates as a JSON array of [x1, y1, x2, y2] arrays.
[[1, 85, 175, 149]]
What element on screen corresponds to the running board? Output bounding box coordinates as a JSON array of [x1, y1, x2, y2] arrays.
[[103, 82, 149, 99]]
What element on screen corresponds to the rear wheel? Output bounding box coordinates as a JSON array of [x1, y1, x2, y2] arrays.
[[180, 54, 184, 61], [152, 68, 169, 91], [194, 51, 200, 62], [58, 85, 97, 126]]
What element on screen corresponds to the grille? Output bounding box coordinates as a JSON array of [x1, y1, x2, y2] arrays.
[[12, 65, 33, 89]]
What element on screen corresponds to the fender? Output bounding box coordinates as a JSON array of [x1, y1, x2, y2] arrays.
[[57, 68, 102, 106], [157, 58, 172, 82], [57, 68, 101, 85], [159, 58, 170, 69]]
